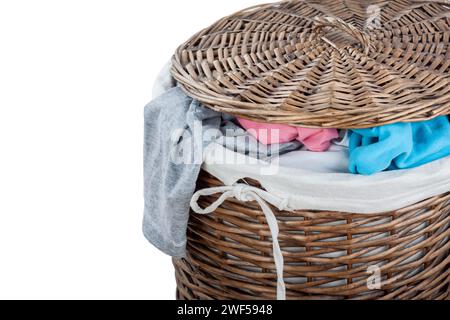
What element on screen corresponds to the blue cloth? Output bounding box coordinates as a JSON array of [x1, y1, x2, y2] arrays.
[[348, 116, 450, 175]]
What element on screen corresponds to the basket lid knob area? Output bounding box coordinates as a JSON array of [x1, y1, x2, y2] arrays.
[[313, 16, 373, 55], [171, 0, 450, 129]]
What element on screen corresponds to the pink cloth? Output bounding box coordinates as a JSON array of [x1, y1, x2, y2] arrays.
[[237, 118, 339, 152]]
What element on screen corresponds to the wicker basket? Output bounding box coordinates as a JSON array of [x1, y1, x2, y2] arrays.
[[170, 0, 450, 300], [175, 172, 449, 300]]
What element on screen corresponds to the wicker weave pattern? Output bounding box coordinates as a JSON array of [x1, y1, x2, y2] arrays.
[[174, 172, 450, 300], [172, 0, 450, 128]]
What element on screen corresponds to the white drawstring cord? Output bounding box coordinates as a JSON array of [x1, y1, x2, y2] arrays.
[[190, 184, 291, 300]]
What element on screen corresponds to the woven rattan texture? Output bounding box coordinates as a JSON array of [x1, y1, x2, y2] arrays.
[[172, 0, 450, 128], [174, 172, 450, 300]]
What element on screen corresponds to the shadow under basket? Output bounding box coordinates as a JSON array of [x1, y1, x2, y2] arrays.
[[174, 172, 450, 300]]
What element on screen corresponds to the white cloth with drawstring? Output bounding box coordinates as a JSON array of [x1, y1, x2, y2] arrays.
[[190, 142, 450, 300], [191, 184, 290, 300]]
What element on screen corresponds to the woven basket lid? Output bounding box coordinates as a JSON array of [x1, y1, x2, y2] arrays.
[[171, 0, 450, 128]]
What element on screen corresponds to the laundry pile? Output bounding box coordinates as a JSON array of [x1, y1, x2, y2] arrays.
[[237, 116, 450, 175]]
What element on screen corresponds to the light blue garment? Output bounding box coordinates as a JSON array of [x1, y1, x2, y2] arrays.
[[349, 116, 450, 175]]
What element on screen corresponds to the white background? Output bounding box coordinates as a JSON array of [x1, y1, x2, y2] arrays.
[[0, 0, 274, 300]]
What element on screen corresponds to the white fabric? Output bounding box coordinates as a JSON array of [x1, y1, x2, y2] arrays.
[[152, 60, 175, 99], [202, 143, 450, 214], [191, 185, 292, 300], [278, 144, 349, 173], [334, 129, 349, 147], [278, 130, 349, 173]]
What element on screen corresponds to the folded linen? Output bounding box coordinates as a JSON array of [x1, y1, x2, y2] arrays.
[[349, 116, 450, 175]]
